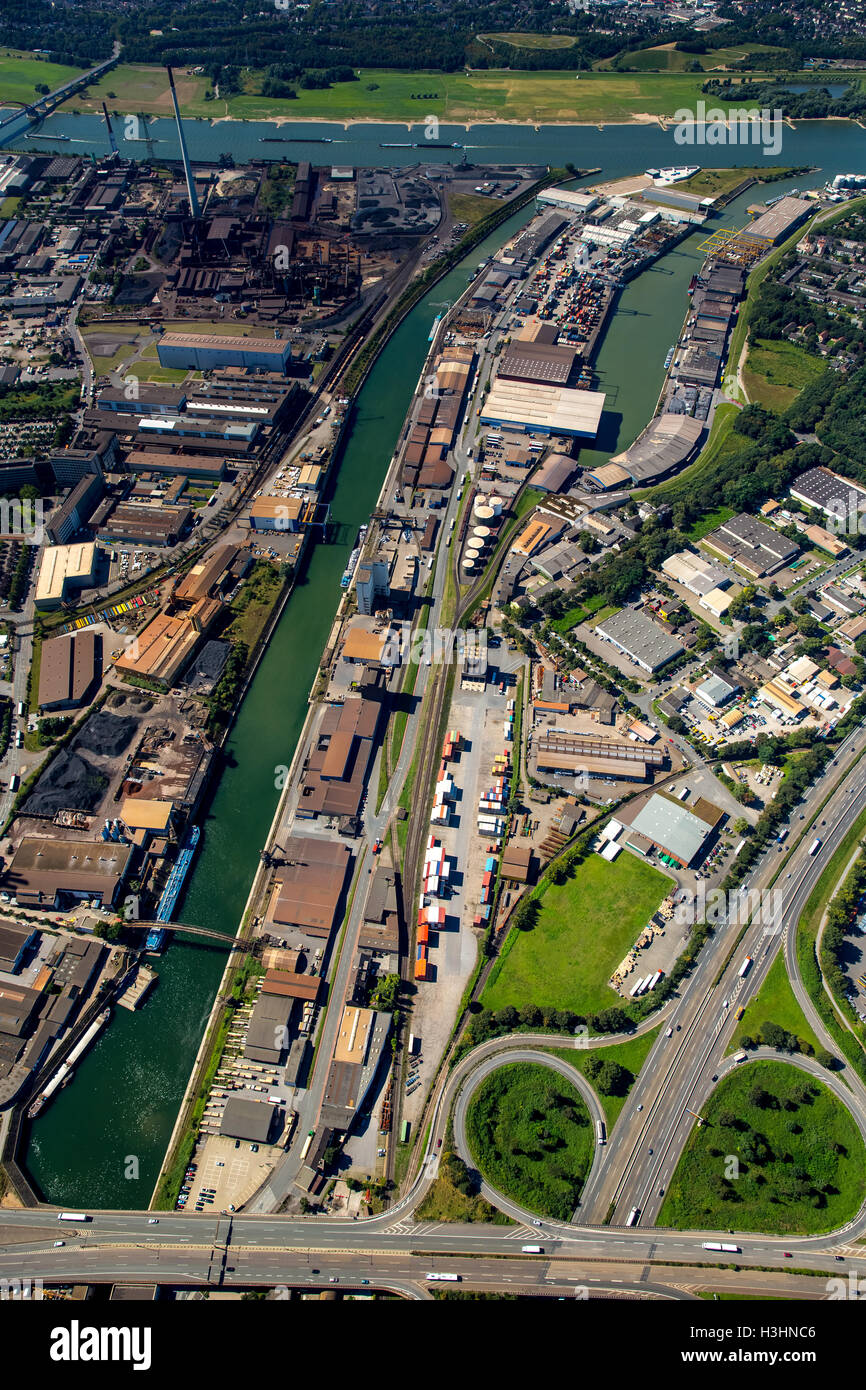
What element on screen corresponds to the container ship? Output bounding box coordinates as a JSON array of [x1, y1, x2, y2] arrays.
[[27, 1009, 111, 1118]]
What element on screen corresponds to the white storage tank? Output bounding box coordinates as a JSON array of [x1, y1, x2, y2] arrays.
[[488, 495, 504, 516], [461, 557, 475, 572]]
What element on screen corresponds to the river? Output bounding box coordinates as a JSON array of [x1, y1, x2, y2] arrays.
[[18, 122, 865, 1203]]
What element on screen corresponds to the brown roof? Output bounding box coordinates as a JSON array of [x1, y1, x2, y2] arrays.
[[262, 969, 320, 1002], [271, 837, 352, 937], [175, 545, 238, 603], [38, 630, 101, 709]]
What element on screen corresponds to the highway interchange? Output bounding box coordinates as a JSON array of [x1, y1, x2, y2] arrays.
[[4, 720, 866, 1298]]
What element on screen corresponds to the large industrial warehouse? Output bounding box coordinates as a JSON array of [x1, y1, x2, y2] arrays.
[[480, 379, 606, 439], [626, 792, 723, 868], [595, 607, 684, 673], [157, 332, 292, 374]]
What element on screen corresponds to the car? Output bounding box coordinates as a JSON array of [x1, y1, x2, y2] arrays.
[[648, 1148, 653, 1155], [361, 1279, 370, 1285], [235, 1139, 240, 1148], [311, 1268, 320, 1274], [531, 1219, 542, 1226], [216, 1161, 225, 1167], [835, 1255, 844, 1261], [783, 1251, 792, 1258], [251, 1143, 259, 1153], [436, 1138, 442, 1148], [53, 1240, 65, 1247], [711, 1074, 718, 1082], [329, 1277, 339, 1283], [148, 1218, 158, 1225], [636, 1103, 643, 1111]]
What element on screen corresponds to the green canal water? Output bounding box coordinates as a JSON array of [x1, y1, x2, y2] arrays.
[[23, 178, 781, 1206]]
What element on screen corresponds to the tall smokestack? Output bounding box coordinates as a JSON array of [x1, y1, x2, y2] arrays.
[[101, 102, 119, 158], [166, 65, 200, 220]]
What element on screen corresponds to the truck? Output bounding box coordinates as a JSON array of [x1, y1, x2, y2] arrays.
[[596, 1120, 606, 1146], [732, 1050, 748, 1064], [809, 838, 821, 856], [702, 1242, 740, 1253], [626, 1207, 640, 1227], [521, 1245, 543, 1254], [298, 1130, 315, 1162], [57, 1213, 89, 1222], [17, 701, 24, 717], [426, 1272, 460, 1281], [737, 956, 753, 979]]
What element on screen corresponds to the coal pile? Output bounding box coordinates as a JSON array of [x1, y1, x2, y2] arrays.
[[23, 751, 108, 816], [75, 710, 139, 759]]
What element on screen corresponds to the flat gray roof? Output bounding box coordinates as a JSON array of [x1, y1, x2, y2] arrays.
[[629, 793, 713, 866], [595, 608, 684, 671]]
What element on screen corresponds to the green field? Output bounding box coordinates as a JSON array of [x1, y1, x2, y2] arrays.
[[742, 337, 827, 412], [550, 591, 610, 633], [659, 1060, 866, 1234], [465, 1062, 594, 1220], [677, 166, 791, 199], [685, 505, 737, 542], [0, 51, 85, 106], [730, 950, 822, 1057], [483, 852, 671, 1016], [447, 192, 505, 226], [479, 33, 579, 51], [414, 1148, 511, 1223], [596, 43, 785, 74], [64, 63, 804, 126]]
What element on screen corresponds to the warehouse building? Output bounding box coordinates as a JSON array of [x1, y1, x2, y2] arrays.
[[595, 608, 684, 673], [481, 379, 605, 440], [35, 542, 97, 611], [97, 503, 191, 547], [321, 1003, 391, 1131], [0, 921, 38, 974], [38, 630, 102, 711], [587, 414, 704, 489], [220, 1097, 277, 1143], [44, 473, 106, 545], [498, 341, 577, 387], [118, 451, 228, 482], [661, 551, 731, 598], [536, 188, 599, 216], [4, 837, 135, 908], [249, 496, 306, 532], [703, 512, 800, 578], [113, 599, 222, 687], [743, 196, 813, 246], [156, 332, 292, 374], [270, 837, 353, 939], [626, 792, 722, 867], [789, 465, 866, 522]]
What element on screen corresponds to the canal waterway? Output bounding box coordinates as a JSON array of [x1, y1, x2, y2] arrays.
[[23, 201, 542, 1207], [19, 123, 865, 1204]]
